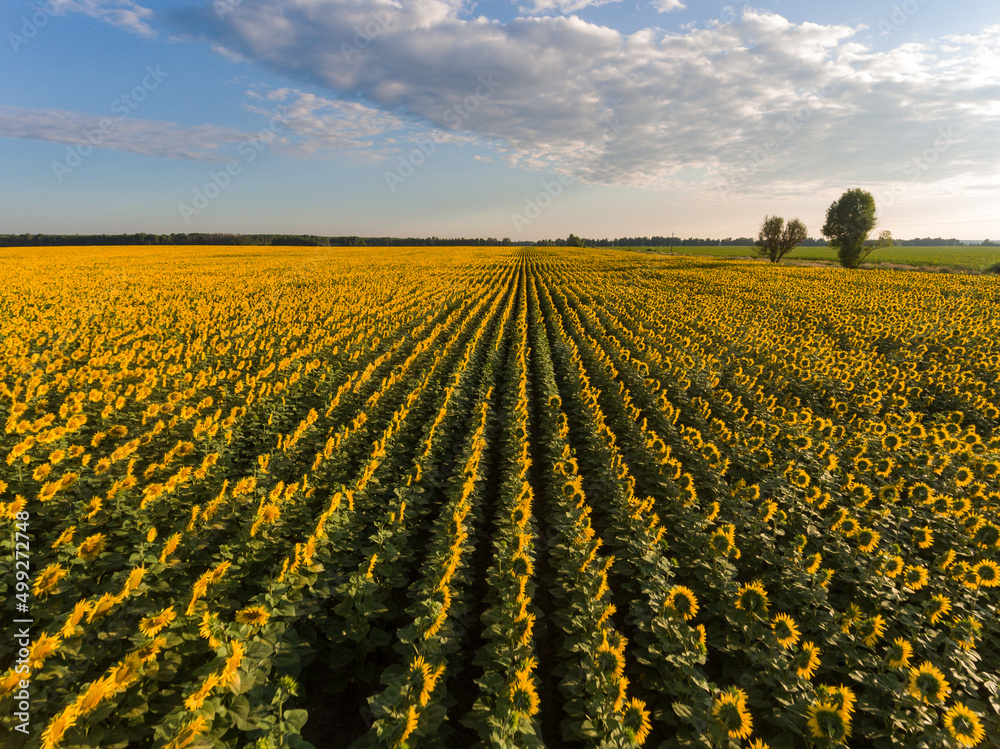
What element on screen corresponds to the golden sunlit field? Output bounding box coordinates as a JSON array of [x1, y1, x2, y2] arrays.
[[1, 245, 999, 749]]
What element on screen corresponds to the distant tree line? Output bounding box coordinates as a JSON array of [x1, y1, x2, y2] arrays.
[[0, 233, 991, 248], [0, 233, 522, 247]]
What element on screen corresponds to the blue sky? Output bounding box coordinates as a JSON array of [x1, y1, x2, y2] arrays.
[[2, 0, 999, 241]]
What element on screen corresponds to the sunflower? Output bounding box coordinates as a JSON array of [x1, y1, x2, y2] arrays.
[[807, 701, 851, 742], [41, 705, 80, 749], [789, 469, 811, 488], [950, 497, 971, 517], [883, 555, 905, 578], [885, 637, 913, 669], [621, 697, 652, 745], [973, 559, 1000, 587], [664, 585, 699, 621], [805, 553, 823, 575], [912, 526, 933, 550], [514, 612, 535, 647], [74, 675, 114, 715], [771, 613, 800, 649], [33, 563, 68, 598], [708, 528, 734, 556], [857, 528, 880, 553], [907, 661, 950, 704], [874, 458, 894, 478], [712, 687, 753, 740], [879, 484, 900, 502], [926, 595, 952, 625], [838, 517, 859, 537], [937, 549, 957, 570], [596, 642, 626, 679], [508, 673, 540, 717], [951, 616, 981, 650], [793, 641, 822, 680], [859, 615, 887, 647], [235, 606, 271, 628], [954, 466, 973, 488], [27, 632, 62, 670], [51, 525, 76, 549], [695, 624, 707, 653], [944, 703, 986, 748], [972, 521, 999, 548], [735, 581, 769, 617], [409, 655, 434, 705], [909, 483, 933, 504], [881, 434, 901, 451], [902, 564, 929, 591]]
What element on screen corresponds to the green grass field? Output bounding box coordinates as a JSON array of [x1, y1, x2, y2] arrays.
[[635, 245, 1000, 271]]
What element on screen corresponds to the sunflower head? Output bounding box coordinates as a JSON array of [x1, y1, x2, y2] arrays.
[[926, 595, 952, 625], [712, 687, 753, 740], [771, 613, 800, 649], [793, 641, 821, 680], [235, 605, 271, 629], [884, 555, 904, 577], [854, 527, 879, 553], [907, 661, 951, 704], [902, 564, 929, 591], [621, 697, 652, 745], [885, 637, 913, 669], [913, 527, 934, 549], [807, 701, 851, 741], [974, 560, 1000, 587], [664, 585, 699, 621], [944, 703, 985, 748], [735, 581, 769, 617]]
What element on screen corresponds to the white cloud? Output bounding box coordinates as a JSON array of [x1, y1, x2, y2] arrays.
[[518, 0, 624, 16], [0, 106, 248, 160], [243, 87, 477, 158], [50, 0, 156, 37], [153, 5, 1000, 197], [651, 0, 685, 12]]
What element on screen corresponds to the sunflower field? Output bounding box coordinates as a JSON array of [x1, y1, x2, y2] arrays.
[[1, 245, 999, 749]]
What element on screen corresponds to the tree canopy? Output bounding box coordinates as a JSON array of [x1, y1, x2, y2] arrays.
[[821, 189, 892, 269], [753, 215, 807, 263]]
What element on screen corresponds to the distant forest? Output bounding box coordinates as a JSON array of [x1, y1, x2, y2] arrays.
[[0, 233, 992, 248]]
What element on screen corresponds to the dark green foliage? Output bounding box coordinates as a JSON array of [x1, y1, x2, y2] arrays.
[[821, 189, 893, 269], [753, 215, 808, 263]]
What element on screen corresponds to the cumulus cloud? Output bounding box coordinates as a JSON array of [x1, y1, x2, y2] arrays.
[[164, 4, 1000, 194], [518, 0, 625, 16], [243, 87, 480, 158], [49, 0, 156, 37], [0, 106, 249, 161], [651, 0, 685, 12]]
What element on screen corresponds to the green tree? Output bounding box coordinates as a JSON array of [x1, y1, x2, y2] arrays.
[[753, 215, 807, 263], [566, 233, 584, 247], [821, 188, 893, 269]]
